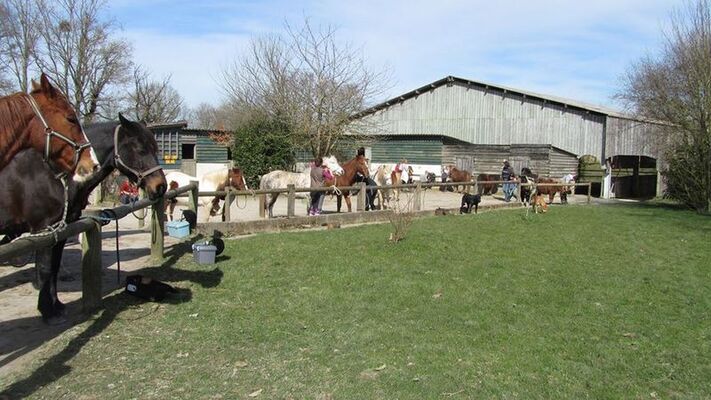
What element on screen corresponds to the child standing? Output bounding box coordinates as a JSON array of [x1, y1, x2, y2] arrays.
[[309, 157, 324, 216]]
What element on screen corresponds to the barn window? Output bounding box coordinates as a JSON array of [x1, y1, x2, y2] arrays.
[[181, 143, 195, 160]]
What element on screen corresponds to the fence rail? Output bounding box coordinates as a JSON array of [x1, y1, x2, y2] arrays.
[[196, 180, 592, 219], [0, 181, 198, 312], [0, 177, 590, 314]]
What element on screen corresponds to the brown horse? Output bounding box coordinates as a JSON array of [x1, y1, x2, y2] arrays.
[[0, 114, 166, 322], [209, 168, 248, 219], [535, 178, 566, 204], [0, 74, 98, 179], [448, 166, 473, 192], [166, 180, 181, 221], [325, 155, 370, 212]]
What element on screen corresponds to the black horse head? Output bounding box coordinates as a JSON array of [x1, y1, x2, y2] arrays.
[[85, 114, 167, 200]]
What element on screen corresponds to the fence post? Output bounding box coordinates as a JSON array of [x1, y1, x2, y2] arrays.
[[414, 182, 422, 211], [82, 221, 103, 312], [259, 194, 266, 218], [151, 196, 165, 261], [287, 184, 296, 218], [188, 180, 199, 216], [138, 188, 146, 228], [223, 187, 232, 222], [357, 182, 366, 211], [516, 180, 522, 203], [587, 182, 592, 204]]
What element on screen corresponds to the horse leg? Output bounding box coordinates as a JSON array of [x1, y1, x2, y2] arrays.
[[268, 193, 279, 218], [368, 190, 377, 211], [221, 194, 235, 221], [336, 195, 342, 213], [168, 201, 176, 221], [37, 242, 67, 323], [345, 195, 352, 212]]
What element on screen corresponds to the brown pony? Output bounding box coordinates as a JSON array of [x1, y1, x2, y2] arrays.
[[209, 168, 248, 219], [0, 74, 98, 179], [535, 178, 566, 204], [448, 166, 473, 192], [476, 173, 500, 195], [166, 180, 181, 221], [325, 155, 370, 212]]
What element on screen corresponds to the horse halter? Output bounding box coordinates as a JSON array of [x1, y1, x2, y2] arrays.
[[113, 125, 163, 186], [25, 94, 92, 177]]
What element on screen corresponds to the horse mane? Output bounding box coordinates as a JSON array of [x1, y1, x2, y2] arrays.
[[0, 93, 33, 149]]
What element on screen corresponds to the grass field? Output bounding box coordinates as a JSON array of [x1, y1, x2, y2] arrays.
[[2, 203, 711, 399]]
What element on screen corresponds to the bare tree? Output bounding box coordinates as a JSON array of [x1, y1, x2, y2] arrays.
[[0, 72, 12, 95], [187, 103, 219, 129], [126, 66, 183, 123], [0, 0, 40, 92], [220, 19, 390, 158], [186, 102, 237, 130], [618, 0, 711, 213], [34, 0, 132, 122]]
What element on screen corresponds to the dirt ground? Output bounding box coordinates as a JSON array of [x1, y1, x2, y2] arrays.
[[0, 190, 584, 381], [170, 187, 585, 222]]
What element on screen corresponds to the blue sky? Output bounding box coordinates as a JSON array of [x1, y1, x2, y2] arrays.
[[107, 0, 677, 110]]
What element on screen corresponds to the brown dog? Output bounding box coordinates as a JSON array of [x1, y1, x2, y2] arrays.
[[532, 194, 548, 214]]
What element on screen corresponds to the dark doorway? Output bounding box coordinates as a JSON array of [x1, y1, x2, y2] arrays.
[[610, 155, 657, 199]]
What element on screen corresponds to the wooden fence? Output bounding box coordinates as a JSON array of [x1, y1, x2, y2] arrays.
[[203, 180, 593, 220], [0, 178, 590, 313], [0, 181, 199, 313]]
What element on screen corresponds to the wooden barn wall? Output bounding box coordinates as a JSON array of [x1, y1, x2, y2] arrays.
[[370, 138, 442, 165], [360, 81, 605, 157], [442, 140, 559, 175], [294, 137, 443, 165], [510, 145, 551, 176], [605, 116, 663, 160], [195, 135, 229, 163], [548, 148, 579, 178]]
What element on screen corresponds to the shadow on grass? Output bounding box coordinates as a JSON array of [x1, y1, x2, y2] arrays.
[[0, 234, 224, 399]]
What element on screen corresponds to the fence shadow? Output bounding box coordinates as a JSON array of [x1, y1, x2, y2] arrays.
[[0, 234, 223, 398]]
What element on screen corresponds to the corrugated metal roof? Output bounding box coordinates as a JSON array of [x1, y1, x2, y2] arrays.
[[355, 75, 628, 119]]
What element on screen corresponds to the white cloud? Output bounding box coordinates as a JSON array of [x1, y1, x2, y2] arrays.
[[116, 0, 676, 110], [124, 30, 250, 108]]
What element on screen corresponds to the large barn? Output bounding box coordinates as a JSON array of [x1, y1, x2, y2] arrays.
[[352, 76, 663, 198]]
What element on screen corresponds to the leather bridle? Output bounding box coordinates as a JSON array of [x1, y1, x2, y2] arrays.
[[113, 125, 163, 186], [25, 94, 92, 178]]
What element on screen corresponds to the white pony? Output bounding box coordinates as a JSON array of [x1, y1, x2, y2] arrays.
[[373, 164, 392, 210], [259, 155, 342, 218], [165, 168, 246, 222]]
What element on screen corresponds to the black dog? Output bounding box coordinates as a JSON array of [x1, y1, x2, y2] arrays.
[[125, 275, 177, 302], [460, 193, 481, 214]]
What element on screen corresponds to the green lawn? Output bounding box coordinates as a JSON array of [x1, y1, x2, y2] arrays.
[[3, 203, 711, 399]]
